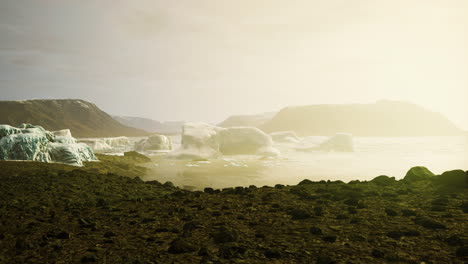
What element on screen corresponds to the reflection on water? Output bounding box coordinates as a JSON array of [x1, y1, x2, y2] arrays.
[[142, 136, 468, 190]]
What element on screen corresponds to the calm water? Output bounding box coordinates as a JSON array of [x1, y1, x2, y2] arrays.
[[141, 136, 468, 190]]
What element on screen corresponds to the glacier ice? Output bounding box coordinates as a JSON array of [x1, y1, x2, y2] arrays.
[[48, 142, 96, 165], [169, 123, 280, 159], [0, 124, 97, 166], [168, 123, 222, 159], [270, 131, 300, 143], [135, 134, 172, 151], [0, 131, 51, 162], [218, 127, 274, 155], [0, 125, 21, 138], [78, 137, 131, 153], [52, 129, 76, 144]]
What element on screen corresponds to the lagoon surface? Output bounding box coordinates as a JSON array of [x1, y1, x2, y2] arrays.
[[140, 136, 468, 190]]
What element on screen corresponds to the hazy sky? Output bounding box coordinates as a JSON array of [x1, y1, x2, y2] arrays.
[[0, 0, 467, 129]]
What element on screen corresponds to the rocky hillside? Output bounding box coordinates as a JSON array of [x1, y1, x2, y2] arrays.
[[113, 116, 183, 134], [218, 112, 276, 128], [261, 101, 462, 136], [0, 100, 148, 138]]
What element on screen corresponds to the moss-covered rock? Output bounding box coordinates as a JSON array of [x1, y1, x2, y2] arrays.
[[403, 166, 435, 182], [434, 170, 467, 190], [370, 175, 396, 186]]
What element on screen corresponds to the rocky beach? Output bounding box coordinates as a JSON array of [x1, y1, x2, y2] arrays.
[[0, 154, 466, 264]]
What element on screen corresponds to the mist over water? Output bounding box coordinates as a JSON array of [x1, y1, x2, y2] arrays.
[[141, 136, 468, 190]]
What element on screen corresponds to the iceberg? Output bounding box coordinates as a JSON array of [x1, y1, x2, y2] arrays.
[[135, 134, 172, 151], [169, 123, 280, 159], [0, 124, 97, 166], [48, 142, 96, 165], [52, 129, 76, 144], [0, 125, 21, 138], [218, 127, 274, 155], [168, 123, 222, 159], [270, 131, 300, 143], [78, 136, 131, 152]]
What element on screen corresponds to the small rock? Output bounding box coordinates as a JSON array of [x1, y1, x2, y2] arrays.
[[213, 226, 238, 244], [414, 216, 446, 229], [163, 181, 175, 188], [322, 235, 337, 243], [385, 208, 398, 216], [198, 246, 210, 256], [264, 248, 282, 258], [316, 255, 336, 264], [402, 230, 420, 237], [81, 253, 98, 263], [386, 231, 403, 240], [446, 235, 464, 246], [288, 209, 311, 220], [298, 179, 314, 185], [401, 209, 417, 216], [310, 227, 323, 235], [204, 187, 215, 194], [344, 198, 359, 206], [219, 243, 248, 259], [103, 231, 116, 238], [47, 229, 70, 239], [456, 246, 468, 257], [372, 249, 385, 258], [168, 238, 198, 254]]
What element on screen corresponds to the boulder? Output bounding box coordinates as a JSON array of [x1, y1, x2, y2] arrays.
[[169, 123, 280, 159], [434, 170, 467, 189], [270, 131, 300, 143], [135, 134, 172, 151], [370, 175, 397, 186], [403, 166, 435, 182], [0, 124, 97, 166]]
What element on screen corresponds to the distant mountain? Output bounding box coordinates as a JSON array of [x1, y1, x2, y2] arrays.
[[218, 112, 276, 128], [0, 99, 148, 138], [113, 116, 183, 134], [260, 100, 462, 136]]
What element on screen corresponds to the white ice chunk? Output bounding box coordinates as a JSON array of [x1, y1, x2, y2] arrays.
[[135, 134, 172, 151]]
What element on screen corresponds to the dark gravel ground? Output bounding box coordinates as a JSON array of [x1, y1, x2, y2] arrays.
[[0, 154, 466, 264]]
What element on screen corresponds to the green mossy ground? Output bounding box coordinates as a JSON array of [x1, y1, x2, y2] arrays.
[[0, 155, 466, 263]]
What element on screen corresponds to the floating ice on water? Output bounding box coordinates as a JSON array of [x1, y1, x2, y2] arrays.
[[270, 131, 300, 144], [135, 134, 172, 151], [168, 123, 280, 160], [78, 136, 131, 153]]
